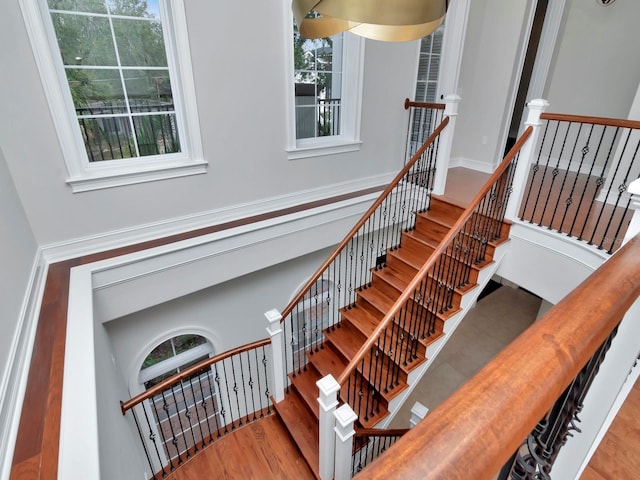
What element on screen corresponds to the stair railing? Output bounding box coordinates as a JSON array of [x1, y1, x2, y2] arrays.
[[278, 105, 449, 386], [337, 126, 535, 422], [120, 339, 273, 479], [352, 233, 640, 480], [351, 428, 409, 476], [518, 112, 640, 254]]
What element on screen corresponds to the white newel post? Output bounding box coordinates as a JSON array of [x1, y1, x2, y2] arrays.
[[317, 375, 340, 480], [504, 98, 550, 221], [622, 179, 640, 245], [432, 94, 461, 195], [409, 401, 429, 428], [334, 403, 358, 480], [265, 309, 285, 403]]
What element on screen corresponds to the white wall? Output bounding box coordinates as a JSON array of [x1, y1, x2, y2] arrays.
[[545, 0, 640, 118], [0, 146, 38, 409], [451, 0, 531, 171], [0, 0, 417, 247], [0, 145, 39, 479], [106, 247, 331, 396]]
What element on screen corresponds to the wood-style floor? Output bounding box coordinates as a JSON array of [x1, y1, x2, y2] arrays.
[[580, 375, 640, 480], [164, 415, 315, 480], [9, 167, 637, 479]]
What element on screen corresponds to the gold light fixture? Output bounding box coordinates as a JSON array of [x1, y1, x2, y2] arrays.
[[293, 0, 447, 42]]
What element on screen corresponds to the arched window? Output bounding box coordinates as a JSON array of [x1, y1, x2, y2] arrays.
[[139, 333, 212, 388], [138, 334, 220, 466]]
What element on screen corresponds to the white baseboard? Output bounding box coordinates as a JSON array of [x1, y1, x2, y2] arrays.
[[0, 250, 48, 480], [41, 173, 393, 264], [449, 156, 495, 174]]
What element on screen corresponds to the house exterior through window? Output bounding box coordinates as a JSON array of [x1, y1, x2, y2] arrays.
[[286, 13, 364, 159], [21, 0, 205, 191]]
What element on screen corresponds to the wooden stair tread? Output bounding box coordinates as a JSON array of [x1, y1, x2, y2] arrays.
[[290, 368, 322, 418], [323, 321, 366, 360], [371, 264, 415, 293], [309, 345, 348, 379], [273, 393, 320, 477], [357, 286, 398, 315]]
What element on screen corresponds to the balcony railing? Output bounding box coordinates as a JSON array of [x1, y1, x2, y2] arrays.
[[518, 112, 640, 253], [75, 100, 180, 162]]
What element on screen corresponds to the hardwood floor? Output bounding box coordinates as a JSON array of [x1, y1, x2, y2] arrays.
[[580, 375, 640, 480], [9, 167, 637, 479], [164, 415, 315, 480], [9, 187, 384, 479]]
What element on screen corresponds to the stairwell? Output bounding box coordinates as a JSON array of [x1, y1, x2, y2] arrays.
[[274, 194, 512, 476]]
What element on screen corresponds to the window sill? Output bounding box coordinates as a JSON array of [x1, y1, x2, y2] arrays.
[[286, 139, 362, 160], [66, 159, 208, 193]]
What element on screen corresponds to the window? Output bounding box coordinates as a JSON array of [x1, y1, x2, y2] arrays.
[[139, 333, 212, 388], [21, 0, 205, 191], [407, 25, 445, 158], [294, 28, 343, 140], [138, 334, 219, 465], [286, 12, 365, 159], [290, 278, 333, 358], [415, 24, 444, 104]]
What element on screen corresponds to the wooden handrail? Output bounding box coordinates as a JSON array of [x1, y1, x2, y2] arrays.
[[355, 428, 409, 438], [355, 234, 640, 479], [279, 116, 451, 321], [121, 337, 270, 414], [337, 126, 534, 386], [404, 98, 446, 110], [541, 112, 640, 130]]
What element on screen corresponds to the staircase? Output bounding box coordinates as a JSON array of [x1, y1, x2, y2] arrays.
[[274, 194, 511, 476]]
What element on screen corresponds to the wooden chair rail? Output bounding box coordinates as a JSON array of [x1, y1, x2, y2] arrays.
[[355, 234, 640, 480], [541, 112, 640, 130], [279, 116, 450, 321], [121, 337, 271, 413], [337, 126, 534, 386]]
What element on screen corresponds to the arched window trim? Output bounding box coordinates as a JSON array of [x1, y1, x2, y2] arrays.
[[138, 341, 212, 385]]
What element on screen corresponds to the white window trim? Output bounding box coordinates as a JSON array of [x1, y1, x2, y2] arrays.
[[19, 0, 206, 192], [283, 4, 365, 160], [138, 342, 212, 385]]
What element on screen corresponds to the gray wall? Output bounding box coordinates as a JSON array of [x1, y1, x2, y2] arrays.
[[0, 0, 417, 246], [451, 0, 531, 170], [545, 0, 640, 118], [451, 0, 640, 171], [106, 246, 332, 395], [0, 146, 37, 398]]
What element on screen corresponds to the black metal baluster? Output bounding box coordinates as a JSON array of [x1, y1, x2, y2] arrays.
[[532, 121, 561, 226], [177, 378, 199, 454], [261, 346, 272, 415], [229, 357, 243, 428], [169, 384, 191, 459], [135, 404, 165, 478], [571, 125, 607, 240], [591, 129, 636, 250], [521, 121, 551, 221], [195, 371, 215, 444], [214, 362, 230, 434], [540, 121, 572, 229]]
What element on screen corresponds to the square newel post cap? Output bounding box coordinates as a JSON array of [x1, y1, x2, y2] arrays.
[[334, 403, 357, 427], [317, 374, 340, 408], [410, 401, 429, 419], [525, 98, 549, 125], [265, 308, 282, 335]]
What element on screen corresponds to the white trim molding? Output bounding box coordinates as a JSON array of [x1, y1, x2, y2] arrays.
[[41, 172, 392, 263], [0, 251, 48, 480], [58, 185, 384, 478], [19, 0, 206, 193]]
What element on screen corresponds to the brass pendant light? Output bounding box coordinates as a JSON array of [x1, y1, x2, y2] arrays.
[[293, 0, 447, 42]]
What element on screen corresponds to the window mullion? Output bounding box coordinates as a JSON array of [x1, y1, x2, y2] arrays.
[[105, 4, 140, 159]]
